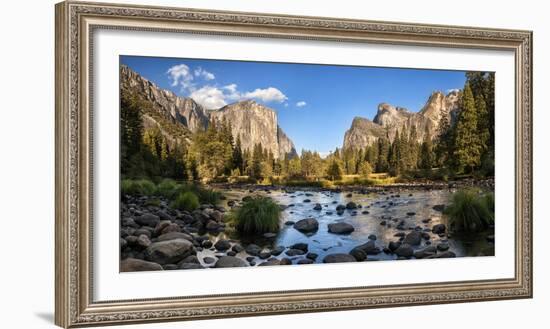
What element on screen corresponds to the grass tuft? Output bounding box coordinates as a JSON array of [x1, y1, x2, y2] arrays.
[[445, 189, 494, 232], [230, 196, 281, 234], [170, 191, 200, 211]]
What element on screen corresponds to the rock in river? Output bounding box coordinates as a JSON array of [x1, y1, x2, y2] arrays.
[[328, 222, 355, 234], [346, 202, 358, 210], [323, 253, 357, 263], [214, 239, 232, 251], [245, 244, 262, 256], [313, 203, 323, 211], [144, 239, 194, 265], [432, 224, 446, 234], [394, 243, 414, 258], [214, 256, 248, 268], [121, 258, 163, 272], [403, 231, 422, 246], [290, 243, 309, 252], [293, 218, 319, 233]]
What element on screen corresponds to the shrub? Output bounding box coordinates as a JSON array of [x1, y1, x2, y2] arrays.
[[144, 198, 161, 207], [231, 196, 281, 234], [194, 187, 222, 204], [120, 179, 156, 196], [171, 191, 199, 211], [445, 189, 494, 232], [156, 179, 179, 198]]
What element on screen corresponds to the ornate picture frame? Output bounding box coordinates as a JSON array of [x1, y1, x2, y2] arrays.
[[55, 1, 532, 327]]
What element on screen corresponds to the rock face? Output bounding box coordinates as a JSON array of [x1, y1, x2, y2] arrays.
[[210, 100, 297, 159], [343, 90, 460, 150], [120, 65, 209, 134], [121, 65, 297, 159]]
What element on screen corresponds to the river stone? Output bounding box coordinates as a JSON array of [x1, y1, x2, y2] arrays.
[[303, 199, 311, 203], [403, 231, 422, 246], [121, 258, 163, 272], [245, 244, 262, 256], [263, 232, 277, 239], [271, 245, 285, 256], [352, 240, 380, 255], [428, 251, 456, 258], [279, 258, 292, 265], [290, 243, 308, 252], [323, 253, 357, 263], [214, 239, 232, 251], [394, 243, 414, 258], [135, 213, 160, 227], [136, 234, 152, 249], [432, 204, 446, 212], [180, 263, 204, 270], [134, 228, 152, 239], [259, 250, 272, 259], [153, 220, 172, 236], [231, 244, 245, 253], [349, 248, 367, 261], [285, 248, 305, 256], [284, 221, 295, 226], [160, 223, 181, 235], [201, 240, 213, 248], [368, 234, 377, 240], [145, 239, 194, 265], [163, 264, 178, 270], [157, 232, 193, 243], [388, 241, 401, 252], [414, 246, 437, 259], [432, 224, 446, 234], [346, 202, 358, 210], [227, 251, 237, 257], [297, 258, 314, 264], [336, 204, 346, 211], [293, 218, 319, 233], [205, 220, 220, 231], [121, 217, 139, 228], [156, 210, 172, 221], [203, 257, 216, 264], [437, 243, 450, 251], [258, 259, 281, 266], [214, 256, 247, 268], [406, 212, 416, 216], [313, 203, 323, 211], [328, 222, 355, 234], [306, 253, 318, 260]]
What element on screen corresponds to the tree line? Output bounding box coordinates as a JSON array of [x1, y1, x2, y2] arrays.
[[120, 72, 494, 183]]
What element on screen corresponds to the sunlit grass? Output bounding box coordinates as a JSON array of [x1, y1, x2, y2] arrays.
[[445, 188, 494, 232], [228, 196, 281, 234]]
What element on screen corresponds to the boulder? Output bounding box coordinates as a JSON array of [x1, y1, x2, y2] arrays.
[[245, 244, 262, 256], [297, 258, 314, 264], [306, 253, 318, 260], [145, 239, 194, 265], [214, 256, 248, 268], [437, 243, 450, 251], [271, 245, 285, 256], [427, 251, 456, 258], [323, 253, 357, 263], [231, 244, 245, 253], [388, 241, 401, 252], [414, 246, 437, 259], [203, 257, 216, 264], [290, 243, 308, 252], [136, 234, 152, 249], [394, 243, 414, 258], [349, 248, 367, 261], [346, 202, 358, 210], [279, 258, 292, 265], [214, 239, 232, 251], [403, 231, 422, 246], [293, 218, 319, 233], [180, 263, 204, 270], [432, 224, 446, 234], [313, 203, 323, 211], [328, 222, 355, 234], [135, 213, 160, 227], [351, 240, 380, 255], [432, 204, 446, 212], [157, 232, 194, 242], [121, 258, 163, 272], [285, 249, 305, 256]]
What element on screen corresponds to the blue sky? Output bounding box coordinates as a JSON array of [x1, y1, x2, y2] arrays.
[[121, 55, 467, 156]]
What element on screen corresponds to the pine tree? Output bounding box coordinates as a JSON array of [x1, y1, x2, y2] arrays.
[[408, 124, 419, 169], [435, 111, 452, 167], [420, 125, 434, 170], [452, 83, 482, 173], [376, 137, 390, 173], [232, 135, 244, 173], [326, 159, 343, 181]]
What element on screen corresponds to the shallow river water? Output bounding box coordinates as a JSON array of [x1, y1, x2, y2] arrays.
[[198, 188, 494, 266]]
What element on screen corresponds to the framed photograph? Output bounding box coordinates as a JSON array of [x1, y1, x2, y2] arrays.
[[55, 1, 532, 327]]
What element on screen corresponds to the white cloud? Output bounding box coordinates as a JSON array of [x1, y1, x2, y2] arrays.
[[446, 88, 460, 94], [194, 67, 215, 81], [243, 87, 288, 103], [189, 86, 227, 109], [166, 64, 194, 89], [296, 101, 307, 107]]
